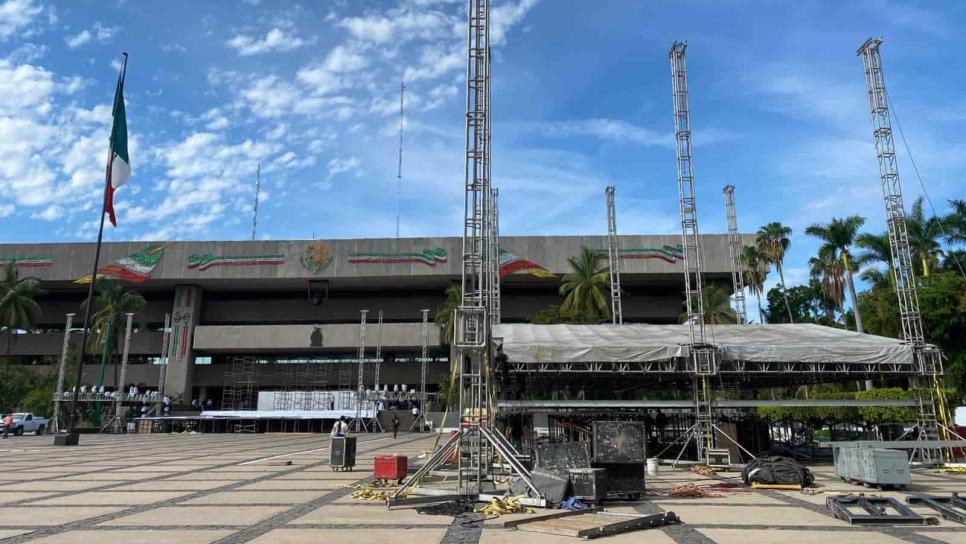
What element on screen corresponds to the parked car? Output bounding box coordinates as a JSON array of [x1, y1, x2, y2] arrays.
[[1, 413, 49, 436]]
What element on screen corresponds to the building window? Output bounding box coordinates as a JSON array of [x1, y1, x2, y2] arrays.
[[195, 356, 212, 365]]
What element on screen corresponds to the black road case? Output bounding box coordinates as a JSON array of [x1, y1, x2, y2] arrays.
[[330, 436, 357, 471]]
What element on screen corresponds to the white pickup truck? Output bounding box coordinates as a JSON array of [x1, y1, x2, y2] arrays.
[[1, 413, 49, 436]]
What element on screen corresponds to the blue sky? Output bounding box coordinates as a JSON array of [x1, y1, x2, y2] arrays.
[[0, 0, 964, 319]]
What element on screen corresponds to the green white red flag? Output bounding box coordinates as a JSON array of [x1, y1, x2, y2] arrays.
[[104, 59, 129, 227]]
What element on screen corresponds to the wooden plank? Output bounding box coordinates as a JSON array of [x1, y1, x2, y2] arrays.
[[516, 511, 678, 540]]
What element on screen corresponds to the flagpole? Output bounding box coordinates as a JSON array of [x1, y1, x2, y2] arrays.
[[65, 52, 128, 441]]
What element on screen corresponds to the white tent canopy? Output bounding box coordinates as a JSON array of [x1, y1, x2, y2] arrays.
[[492, 323, 915, 366]]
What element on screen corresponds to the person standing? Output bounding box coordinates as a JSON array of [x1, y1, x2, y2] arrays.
[[2, 414, 12, 439], [330, 415, 348, 438], [392, 414, 400, 439], [411, 404, 420, 432]]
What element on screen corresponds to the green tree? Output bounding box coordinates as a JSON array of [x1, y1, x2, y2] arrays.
[[906, 196, 943, 277], [81, 280, 146, 387], [855, 231, 893, 290], [434, 284, 461, 346], [943, 199, 966, 245], [0, 263, 45, 360], [763, 280, 828, 324], [529, 304, 564, 324], [756, 222, 794, 323], [805, 215, 866, 333], [808, 247, 845, 320], [559, 246, 610, 323], [742, 245, 769, 324], [680, 283, 737, 324]]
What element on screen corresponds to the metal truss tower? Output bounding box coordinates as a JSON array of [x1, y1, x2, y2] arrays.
[[353, 309, 373, 432], [373, 310, 383, 390], [858, 38, 951, 462], [490, 188, 501, 325], [605, 186, 623, 325], [723, 185, 747, 324], [251, 162, 261, 241], [670, 41, 718, 463], [392, 0, 540, 505]]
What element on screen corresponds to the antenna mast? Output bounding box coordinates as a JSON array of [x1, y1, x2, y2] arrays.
[[605, 186, 623, 324], [723, 185, 747, 324], [396, 82, 405, 238], [251, 162, 261, 241]]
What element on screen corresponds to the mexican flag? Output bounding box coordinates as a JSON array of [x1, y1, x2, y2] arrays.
[[104, 62, 129, 227]]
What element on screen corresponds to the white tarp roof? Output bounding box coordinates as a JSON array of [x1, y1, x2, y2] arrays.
[[493, 323, 915, 366]]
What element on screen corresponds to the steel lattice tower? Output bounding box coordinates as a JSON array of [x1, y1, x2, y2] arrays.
[[858, 38, 946, 461], [605, 186, 623, 325], [490, 187, 501, 325], [373, 310, 383, 390], [419, 309, 429, 409], [723, 185, 747, 325], [353, 309, 368, 432], [670, 41, 717, 463]]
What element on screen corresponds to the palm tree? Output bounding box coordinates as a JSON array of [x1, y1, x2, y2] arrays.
[[906, 196, 943, 277], [756, 222, 794, 323], [434, 284, 461, 346], [808, 246, 845, 320], [855, 231, 893, 289], [81, 281, 146, 383], [944, 199, 966, 245], [805, 215, 866, 333], [559, 246, 610, 323], [741, 245, 768, 324], [680, 283, 737, 324], [0, 263, 45, 359]]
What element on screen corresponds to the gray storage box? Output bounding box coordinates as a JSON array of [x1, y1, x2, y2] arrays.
[[834, 445, 909, 488], [568, 468, 607, 504]]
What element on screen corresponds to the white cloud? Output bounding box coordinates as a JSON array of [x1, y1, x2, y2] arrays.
[[491, 0, 539, 46], [340, 9, 454, 44], [531, 118, 670, 147], [325, 156, 361, 181], [0, 203, 13, 217], [323, 45, 368, 73], [65, 29, 91, 48], [227, 27, 306, 56], [31, 204, 62, 221], [0, 0, 42, 40], [65, 22, 118, 48], [7, 42, 46, 62]]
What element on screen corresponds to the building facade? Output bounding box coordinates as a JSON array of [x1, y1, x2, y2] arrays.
[[1, 234, 747, 405]]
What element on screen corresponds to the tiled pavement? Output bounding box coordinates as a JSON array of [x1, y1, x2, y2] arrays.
[[0, 433, 964, 543]]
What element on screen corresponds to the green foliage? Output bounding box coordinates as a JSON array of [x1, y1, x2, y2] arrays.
[[756, 388, 915, 423], [680, 283, 737, 324], [0, 363, 58, 415], [434, 284, 461, 345], [756, 222, 793, 321], [82, 280, 146, 357], [559, 247, 610, 323], [0, 263, 46, 358], [764, 280, 839, 325]]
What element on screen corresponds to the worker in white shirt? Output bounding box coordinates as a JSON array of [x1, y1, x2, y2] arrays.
[[330, 416, 349, 438]]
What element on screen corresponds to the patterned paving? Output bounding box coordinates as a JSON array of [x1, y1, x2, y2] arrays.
[[1, 434, 964, 544]]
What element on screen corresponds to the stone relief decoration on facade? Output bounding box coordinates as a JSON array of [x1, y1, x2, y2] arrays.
[[0, 256, 53, 268], [300, 242, 333, 274], [348, 247, 447, 266], [170, 287, 197, 362], [74, 243, 168, 284], [186, 252, 285, 271], [594, 244, 684, 264], [498, 247, 557, 278]]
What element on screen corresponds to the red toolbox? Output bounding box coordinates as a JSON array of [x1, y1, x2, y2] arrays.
[[374, 455, 408, 482]]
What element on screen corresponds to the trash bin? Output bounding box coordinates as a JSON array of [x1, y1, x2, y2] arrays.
[[330, 436, 357, 471]]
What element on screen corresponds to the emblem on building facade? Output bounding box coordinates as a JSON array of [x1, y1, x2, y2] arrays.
[[300, 242, 333, 274], [593, 245, 684, 264], [497, 248, 556, 278], [348, 247, 447, 266], [75, 243, 168, 283], [186, 252, 285, 271], [0, 256, 54, 268]]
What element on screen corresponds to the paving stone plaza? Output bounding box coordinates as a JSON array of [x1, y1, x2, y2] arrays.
[[0, 433, 963, 544]]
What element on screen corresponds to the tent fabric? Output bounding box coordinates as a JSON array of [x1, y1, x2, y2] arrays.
[[492, 323, 915, 366]]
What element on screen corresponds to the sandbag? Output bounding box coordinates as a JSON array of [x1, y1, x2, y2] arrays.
[[741, 456, 814, 486]]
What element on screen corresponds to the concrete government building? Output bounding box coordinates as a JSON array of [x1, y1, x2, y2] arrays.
[[1, 234, 747, 405]]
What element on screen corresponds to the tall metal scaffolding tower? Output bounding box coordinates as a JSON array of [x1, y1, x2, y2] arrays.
[[723, 185, 747, 324], [373, 310, 384, 389], [396, 83, 405, 238], [489, 187, 501, 325], [670, 41, 717, 463], [251, 162, 261, 241], [858, 38, 951, 462], [605, 186, 623, 325], [354, 309, 372, 432], [391, 0, 539, 505]]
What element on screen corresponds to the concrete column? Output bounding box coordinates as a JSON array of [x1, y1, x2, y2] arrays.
[[164, 285, 203, 402]]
